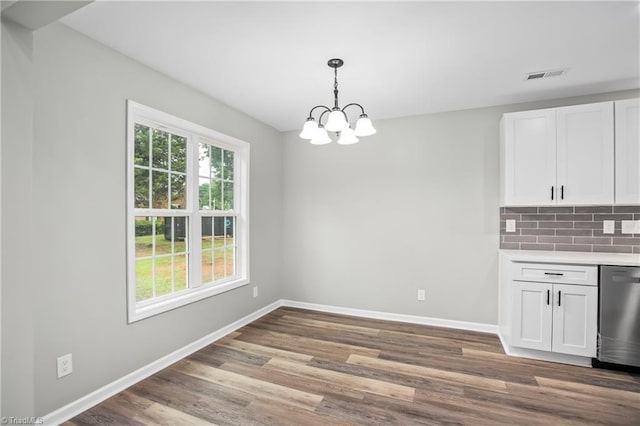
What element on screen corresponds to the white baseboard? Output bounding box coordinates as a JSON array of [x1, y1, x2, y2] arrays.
[[280, 300, 499, 334], [498, 331, 510, 354], [43, 300, 283, 426], [44, 298, 499, 425]]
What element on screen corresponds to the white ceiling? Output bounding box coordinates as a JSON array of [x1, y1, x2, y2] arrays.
[[61, 1, 640, 132]]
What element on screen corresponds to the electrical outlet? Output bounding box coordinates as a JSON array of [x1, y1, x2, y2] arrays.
[[253, 286, 258, 298], [506, 219, 516, 233], [417, 289, 426, 301], [603, 220, 615, 234], [621, 220, 640, 235], [57, 353, 72, 378]]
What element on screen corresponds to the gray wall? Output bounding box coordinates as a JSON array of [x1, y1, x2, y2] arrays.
[[2, 21, 283, 416], [281, 89, 639, 326], [1, 18, 36, 417]]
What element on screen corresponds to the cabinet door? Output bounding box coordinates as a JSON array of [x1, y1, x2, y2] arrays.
[[556, 102, 614, 205], [511, 281, 553, 351], [551, 284, 597, 357], [502, 109, 557, 205], [614, 99, 640, 204]]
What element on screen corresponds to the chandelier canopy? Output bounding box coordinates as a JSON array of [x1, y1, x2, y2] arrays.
[[299, 58, 376, 145]]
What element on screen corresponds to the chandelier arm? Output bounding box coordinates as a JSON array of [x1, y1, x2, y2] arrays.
[[318, 109, 330, 125], [307, 105, 331, 119], [341, 103, 366, 115]]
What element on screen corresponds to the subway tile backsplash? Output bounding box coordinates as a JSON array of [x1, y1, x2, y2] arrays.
[[500, 205, 640, 254]]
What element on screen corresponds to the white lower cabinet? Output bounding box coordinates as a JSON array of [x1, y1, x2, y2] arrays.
[[510, 263, 598, 358], [551, 284, 597, 357], [512, 281, 553, 351]]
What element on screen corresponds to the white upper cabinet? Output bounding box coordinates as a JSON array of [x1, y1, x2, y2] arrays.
[[556, 102, 614, 205], [501, 109, 556, 206], [614, 98, 640, 204], [501, 101, 615, 206]]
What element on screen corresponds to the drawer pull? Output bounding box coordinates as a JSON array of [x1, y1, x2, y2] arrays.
[[544, 272, 564, 276]]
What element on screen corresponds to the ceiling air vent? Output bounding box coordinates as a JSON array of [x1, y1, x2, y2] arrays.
[[525, 68, 567, 81], [526, 72, 546, 80]]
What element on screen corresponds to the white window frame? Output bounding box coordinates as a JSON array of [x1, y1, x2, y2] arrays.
[[126, 100, 250, 323]]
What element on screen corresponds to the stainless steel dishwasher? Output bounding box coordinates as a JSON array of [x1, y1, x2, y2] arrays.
[[598, 266, 640, 368]]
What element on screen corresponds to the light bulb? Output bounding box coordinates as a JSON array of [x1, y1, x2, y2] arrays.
[[337, 127, 359, 145], [354, 115, 376, 137], [310, 125, 332, 145], [299, 118, 318, 139], [325, 110, 348, 132]]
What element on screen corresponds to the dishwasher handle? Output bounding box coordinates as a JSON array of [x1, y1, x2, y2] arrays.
[[610, 275, 640, 284]]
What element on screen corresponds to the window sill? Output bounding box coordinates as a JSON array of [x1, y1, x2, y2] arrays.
[[128, 277, 249, 323]]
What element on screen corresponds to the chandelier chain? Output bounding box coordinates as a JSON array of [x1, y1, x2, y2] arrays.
[[333, 67, 339, 109]]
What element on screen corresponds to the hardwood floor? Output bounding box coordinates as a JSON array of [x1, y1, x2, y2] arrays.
[[66, 307, 640, 425]]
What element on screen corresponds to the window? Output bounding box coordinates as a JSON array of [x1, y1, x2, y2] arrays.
[[127, 101, 249, 322]]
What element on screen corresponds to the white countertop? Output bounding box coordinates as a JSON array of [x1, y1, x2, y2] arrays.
[[500, 249, 640, 267]]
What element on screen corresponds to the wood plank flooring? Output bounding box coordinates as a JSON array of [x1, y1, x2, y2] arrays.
[[65, 307, 640, 425]]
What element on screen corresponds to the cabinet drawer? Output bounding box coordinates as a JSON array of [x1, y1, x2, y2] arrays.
[[511, 262, 597, 286]]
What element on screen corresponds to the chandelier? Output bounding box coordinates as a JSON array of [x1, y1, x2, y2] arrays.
[[299, 58, 376, 145]]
